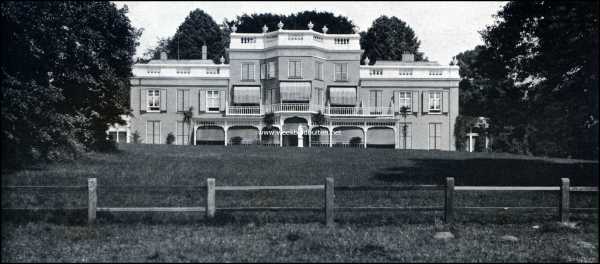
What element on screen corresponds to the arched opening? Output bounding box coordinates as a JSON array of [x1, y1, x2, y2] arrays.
[[367, 127, 395, 148], [311, 127, 330, 146], [196, 126, 225, 145], [282, 116, 309, 147], [261, 126, 280, 145], [227, 126, 259, 145], [332, 127, 364, 147]]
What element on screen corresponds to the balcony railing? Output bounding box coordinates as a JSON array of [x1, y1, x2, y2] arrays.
[[226, 104, 393, 117], [227, 106, 261, 115], [269, 103, 323, 113], [325, 106, 394, 117]]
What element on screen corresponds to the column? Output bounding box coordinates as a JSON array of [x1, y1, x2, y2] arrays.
[[308, 126, 312, 147], [363, 127, 368, 148], [224, 126, 228, 146], [394, 127, 399, 149], [329, 127, 333, 147]]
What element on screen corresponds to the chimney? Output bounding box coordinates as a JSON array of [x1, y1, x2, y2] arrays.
[[202, 44, 207, 60], [160, 51, 167, 61], [402, 52, 414, 62]]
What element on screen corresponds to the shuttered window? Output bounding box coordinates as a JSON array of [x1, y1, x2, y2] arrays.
[[429, 123, 441, 150], [241, 63, 255, 81], [206, 90, 220, 112], [315, 62, 323, 80], [147, 90, 160, 112], [288, 60, 302, 78], [176, 89, 189, 112], [146, 120, 161, 144], [397, 91, 411, 110], [335, 63, 348, 81], [176, 121, 190, 145], [429, 91, 442, 112]]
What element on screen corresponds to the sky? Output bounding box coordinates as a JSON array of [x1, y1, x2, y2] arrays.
[[114, 1, 507, 64]]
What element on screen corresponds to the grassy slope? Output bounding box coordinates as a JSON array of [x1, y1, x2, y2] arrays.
[[1, 144, 598, 262]]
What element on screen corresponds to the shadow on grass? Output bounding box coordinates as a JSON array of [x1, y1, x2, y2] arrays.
[[2, 209, 597, 227], [373, 158, 599, 186]]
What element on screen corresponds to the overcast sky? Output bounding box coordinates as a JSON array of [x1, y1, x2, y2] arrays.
[[114, 1, 506, 64]]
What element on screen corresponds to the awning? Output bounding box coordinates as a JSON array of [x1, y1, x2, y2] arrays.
[[329, 87, 356, 105], [280, 82, 311, 101], [233, 86, 260, 104]]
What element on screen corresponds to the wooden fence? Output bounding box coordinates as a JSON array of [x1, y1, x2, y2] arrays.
[[2, 177, 598, 226]]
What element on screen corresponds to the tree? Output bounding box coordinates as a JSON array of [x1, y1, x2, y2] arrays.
[[455, 1, 598, 159], [1, 2, 140, 168], [147, 9, 225, 62], [360, 16, 425, 64], [228, 11, 356, 34]]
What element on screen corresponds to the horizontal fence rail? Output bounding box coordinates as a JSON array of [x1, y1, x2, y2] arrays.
[[215, 185, 324, 191], [2, 177, 598, 226], [455, 186, 560, 191]]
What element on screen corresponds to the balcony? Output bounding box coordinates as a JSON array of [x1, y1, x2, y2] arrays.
[[360, 65, 459, 80], [226, 104, 393, 117], [326, 106, 394, 117]]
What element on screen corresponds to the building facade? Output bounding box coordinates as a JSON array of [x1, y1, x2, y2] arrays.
[[128, 23, 460, 150]]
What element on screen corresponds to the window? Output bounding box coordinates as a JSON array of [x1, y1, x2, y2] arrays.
[[146, 121, 161, 144], [335, 63, 348, 81], [176, 89, 189, 112], [399, 123, 412, 149], [268, 62, 275, 78], [147, 90, 160, 112], [176, 121, 190, 145], [429, 123, 442, 150], [369, 90, 382, 115], [315, 62, 323, 80], [429, 91, 442, 112], [398, 91, 411, 110], [241, 63, 255, 81], [260, 63, 267, 79], [288, 60, 302, 78], [206, 90, 220, 112]]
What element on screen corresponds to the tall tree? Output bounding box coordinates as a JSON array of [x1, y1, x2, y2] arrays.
[[455, 1, 598, 159], [1, 2, 140, 168], [228, 11, 355, 34], [360, 16, 425, 64], [167, 9, 225, 62]]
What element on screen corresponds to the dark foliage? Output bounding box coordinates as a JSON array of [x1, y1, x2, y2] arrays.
[[360, 16, 426, 64], [454, 1, 598, 159], [1, 2, 140, 168]]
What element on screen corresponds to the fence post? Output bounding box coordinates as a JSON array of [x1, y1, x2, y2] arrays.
[[560, 178, 570, 223], [325, 177, 334, 227], [88, 178, 97, 225], [206, 178, 216, 218], [445, 177, 454, 223]]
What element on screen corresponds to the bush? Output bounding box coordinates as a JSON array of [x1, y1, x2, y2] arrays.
[[166, 133, 175, 145], [349, 137, 362, 145], [131, 131, 141, 144]]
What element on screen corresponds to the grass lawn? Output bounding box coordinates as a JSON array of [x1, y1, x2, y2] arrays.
[[1, 144, 598, 262]]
